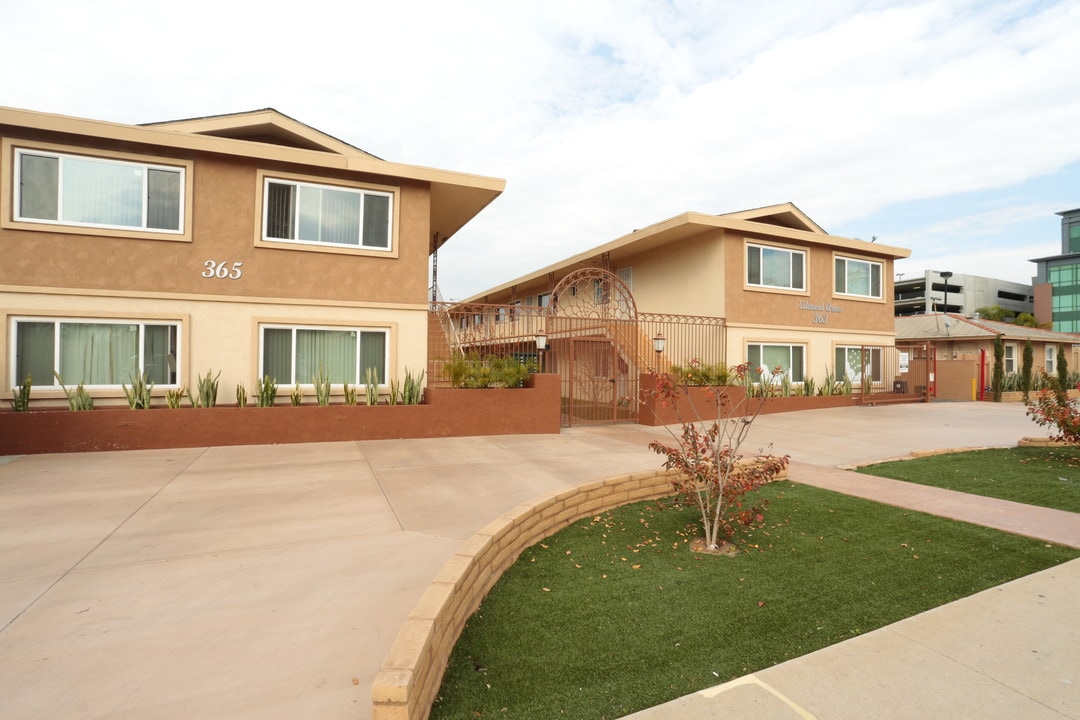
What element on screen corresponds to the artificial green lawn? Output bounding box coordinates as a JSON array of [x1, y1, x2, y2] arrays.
[[431, 482, 1078, 720], [856, 446, 1080, 513]]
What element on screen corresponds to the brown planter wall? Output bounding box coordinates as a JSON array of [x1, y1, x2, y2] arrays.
[[1, 374, 561, 455], [637, 374, 859, 426]]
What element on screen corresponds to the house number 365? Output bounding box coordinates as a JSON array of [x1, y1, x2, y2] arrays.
[[202, 261, 243, 279]]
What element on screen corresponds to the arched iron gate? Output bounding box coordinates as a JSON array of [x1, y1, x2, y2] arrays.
[[429, 269, 727, 426]]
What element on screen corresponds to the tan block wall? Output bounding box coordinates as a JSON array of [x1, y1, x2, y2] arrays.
[[370, 462, 789, 720]]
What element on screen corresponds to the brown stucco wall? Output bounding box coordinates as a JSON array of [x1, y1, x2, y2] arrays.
[[723, 237, 893, 334], [0, 130, 431, 306]]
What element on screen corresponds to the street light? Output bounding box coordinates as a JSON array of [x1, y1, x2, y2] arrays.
[[940, 271, 953, 314], [652, 333, 666, 354]]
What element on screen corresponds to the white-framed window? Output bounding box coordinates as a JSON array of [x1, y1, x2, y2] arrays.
[[747, 343, 805, 383], [1004, 344, 1017, 374], [834, 256, 882, 298], [835, 346, 883, 385], [14, 148, 184, 233], [262, 177, 392, 250], [617, 266, 633, 291], [260, 324, 388, 386], [1046, 345, 1057, 374], [12, 317, 179, 388], [537, 292, 551, 308], [747, 243, 805, 291]]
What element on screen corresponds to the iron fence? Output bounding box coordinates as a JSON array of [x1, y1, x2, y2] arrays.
[[428, 303, 728, 424]]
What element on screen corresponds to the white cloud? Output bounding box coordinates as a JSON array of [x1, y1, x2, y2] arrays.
[[3, 0, 1079, 297]]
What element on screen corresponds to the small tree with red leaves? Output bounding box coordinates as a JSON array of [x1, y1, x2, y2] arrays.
[[1026, 386, 1080, 445], [647, 361, 790, 551]]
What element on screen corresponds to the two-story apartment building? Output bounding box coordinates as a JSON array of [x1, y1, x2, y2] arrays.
[[1, 106, 504, 406], [468, 203, 910, 388]]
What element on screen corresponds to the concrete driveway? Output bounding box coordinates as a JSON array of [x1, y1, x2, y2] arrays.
[[0, 402, 1071, 718]]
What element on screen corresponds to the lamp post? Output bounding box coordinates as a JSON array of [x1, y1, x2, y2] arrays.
[[940, 271, 953, 314], [535, 331, 548, 373], [652, 332, 666, 373]]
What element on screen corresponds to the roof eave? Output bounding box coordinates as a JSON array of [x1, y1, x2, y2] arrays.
[[465, 210, 910, 301]]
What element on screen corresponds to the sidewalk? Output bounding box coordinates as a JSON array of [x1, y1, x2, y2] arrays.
[[1, 402, 1078, 719]]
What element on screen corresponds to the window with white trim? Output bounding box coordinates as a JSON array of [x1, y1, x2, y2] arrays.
[[12, 318, 179, 388], [1004, 344, 1017, 374], [15, 148, 184, 233], [617, 266, 633, 291], [1046, 345, 1057, 374], [262, 177, 392, 250], [835, 256, 882, 298], [835, 346, 883, 385], [747, 243, 805, 291], [537, 292, 551, 308], [260, 325, 388, 386], [747, 343, 805, 383]]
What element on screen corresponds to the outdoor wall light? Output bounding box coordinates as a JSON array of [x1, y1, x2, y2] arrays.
[[653, 333, 666, 354], [535, 331, 548, 373]]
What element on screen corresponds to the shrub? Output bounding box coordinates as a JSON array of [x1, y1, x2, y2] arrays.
[[1021, 339, 1033, 401], [402, 367, 426, 405], [668, 360, 731, 386], [992, 335, 1004, 402], [189, 369, 221, 408], [364, 368, 380, 405], [313, 366, 331, 406], [10, 375, 31, 412], [256, 375, 277, 407], [343, 382, 359, 406], [646, 362, 789, 550], [123, 372, 153, 410], [444, 353, 534, 389], [1027, 389, 1080, 445], [165, 387, 187, 408], [53, 371, 93, 411]]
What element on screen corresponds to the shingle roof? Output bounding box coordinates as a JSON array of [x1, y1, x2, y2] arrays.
[[895, 314, 1080, 342]]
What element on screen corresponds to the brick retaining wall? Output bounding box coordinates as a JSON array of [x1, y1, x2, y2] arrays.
[[370, 462, 788, 720]]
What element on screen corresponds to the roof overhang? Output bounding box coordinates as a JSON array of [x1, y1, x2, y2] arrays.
[[468, 208, 910, 301], [0, 105, 505, 248]]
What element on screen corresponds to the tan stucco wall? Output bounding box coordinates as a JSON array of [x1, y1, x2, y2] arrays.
[[617, 231, 725, 315], [725, 324, 895, 380], [2, 289, 427, 407]]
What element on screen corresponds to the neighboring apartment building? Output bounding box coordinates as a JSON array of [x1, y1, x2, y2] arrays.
[[894, 270, 1033, 317], [1032, 207, 1080, 331], [1, 106, 504, 406], [469, 203, 910, 386], [895, 313, 1080, 400]]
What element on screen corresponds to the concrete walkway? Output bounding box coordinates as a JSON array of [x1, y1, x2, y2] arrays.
[[1, 402, 1078, 719]]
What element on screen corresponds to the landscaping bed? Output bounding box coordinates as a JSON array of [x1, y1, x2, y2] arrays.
[[0, 374, 561, 454]]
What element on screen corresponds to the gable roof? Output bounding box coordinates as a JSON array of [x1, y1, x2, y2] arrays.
[[141, 108, 379, 158], [0, 105, 504, 249], [719, 202, 827, 234], [467, 203, 908, 301], [895, 313, 1080, 343]]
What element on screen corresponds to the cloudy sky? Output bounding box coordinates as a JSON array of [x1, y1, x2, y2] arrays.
[[5, 0, 1079, 299]]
